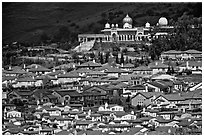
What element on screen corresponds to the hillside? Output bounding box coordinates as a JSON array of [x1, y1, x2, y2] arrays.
[[2, 2, 202, 43]]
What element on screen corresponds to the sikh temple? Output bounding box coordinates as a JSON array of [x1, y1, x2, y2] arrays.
[[78, 14, 174, 43]]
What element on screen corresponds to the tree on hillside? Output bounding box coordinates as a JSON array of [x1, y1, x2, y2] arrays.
[[116, 54, 119, 64], [100, 53, 104, 64], [105, 52, 110, 63], [120, 53, 124, 64]]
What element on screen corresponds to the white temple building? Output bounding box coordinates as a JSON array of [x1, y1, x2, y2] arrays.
[[78, 14, 174, 43]]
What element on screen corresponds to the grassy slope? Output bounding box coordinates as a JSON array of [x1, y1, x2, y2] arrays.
[[2, 2, 201, 43]]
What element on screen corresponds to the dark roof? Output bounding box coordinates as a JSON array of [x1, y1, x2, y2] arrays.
[[126, 85, 145, 90], [133, 65, 152, 71], [132, 92, 163, 99], [54, 90, 82, 97], [77, 61, 102, 67]]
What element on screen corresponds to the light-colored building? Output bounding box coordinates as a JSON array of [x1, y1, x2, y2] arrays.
[[78, 15, 173, 43]]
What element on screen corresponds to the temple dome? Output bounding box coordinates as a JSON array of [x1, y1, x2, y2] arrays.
[[105, 22, 110, 28], [123, 14, 132, 24], [145, 22, 150, 28], [158, 17, 168, 26]]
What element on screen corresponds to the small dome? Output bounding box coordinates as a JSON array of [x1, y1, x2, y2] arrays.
[[123, 14, 132, 24], [145, 22, 150, 28], [158, 17, 168, 26], [111, 24, 115, 28], [115, 24, 118, 28], [105, 22, 110, 28]]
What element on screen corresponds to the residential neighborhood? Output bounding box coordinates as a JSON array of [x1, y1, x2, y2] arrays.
[[2, 2, 202, 135]]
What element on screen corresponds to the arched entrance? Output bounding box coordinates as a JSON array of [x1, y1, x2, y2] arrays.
[[112, 33, 117, 42]]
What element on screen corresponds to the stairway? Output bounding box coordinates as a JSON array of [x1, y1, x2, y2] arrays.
[[73, 40, 95, 52]]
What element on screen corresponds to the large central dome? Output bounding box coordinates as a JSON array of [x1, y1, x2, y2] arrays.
[[158, 17, 168, 26], [123, 14, 133, 24]]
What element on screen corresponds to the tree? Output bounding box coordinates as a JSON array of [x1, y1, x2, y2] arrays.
[[100, 53, 104, 64], [116, 54, 119, 64], [166, 66, 172, 75], [105, 52, 110, 63], [120, 53, 124, 64]]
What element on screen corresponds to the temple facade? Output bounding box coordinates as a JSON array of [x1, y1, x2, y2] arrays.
[[78, 14, 173, 43]]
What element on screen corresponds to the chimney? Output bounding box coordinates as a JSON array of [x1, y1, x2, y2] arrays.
[[182, 108, 185, 113], [9, 66, 12, 70], [145, 84, 148, 92], [23, 64, 26, 69], [186, 61, 189, 69]]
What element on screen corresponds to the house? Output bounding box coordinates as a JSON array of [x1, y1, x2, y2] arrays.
[[75, 120, 93, 130], [145, 80, 173, 93], [13, 77, 36, 88], [104, 67, 129, 78], [125, 85, 147, 97], [26, 64, 50, 75], [157, 111, 178, 120], [132, 66, 152, 75], [6, 110, 22, 118], [120, 127, 144, 135], [35, 75, 58, 86], [154, 94, 185, 109], [52, 89, 82, 105], [82, 86, 109, 107], [32, 89, 58, 105], [98, 103, 124, 112], [119, 63, 135, 71], [7, 90, 34, 103], [57, 71, 82, 84], [76, 60, 102, 69], [131, 92, 163, 107], [179, 61, 202, 74], [160, 50, 183, 60], [148, 61, 169, 74]]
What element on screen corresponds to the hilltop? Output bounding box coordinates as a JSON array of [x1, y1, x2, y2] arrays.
[[3, 2, 202, 43]]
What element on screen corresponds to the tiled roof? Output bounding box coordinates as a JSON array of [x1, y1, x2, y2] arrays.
[[120, 127, 143, 135], [158, 94, 185, 101], [120, 63, 135, 68], [35, 75, 57, 80], [77, 61, 102, 67], [162, 50, 182, 54], [148, 61, 169, 69], [104, 67, 127, 73], [16, 77, 36, 82], [54, 89, 82, 97], [133, 65, 152, 71], [132, 92, 163, 99], [47, 70, 64, 76], [57, 72, 80, 78], [185, 49, 202, 54], [2, 76, 16, 81], [126, 85, 146, 90], [4, 69, 27, 74]]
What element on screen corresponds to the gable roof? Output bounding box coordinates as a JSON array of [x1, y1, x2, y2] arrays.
[[54, 89, 82, 97], [132, 92, 163, 99], [133, 65, 152, 71], [156, 94, 185, 101]]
